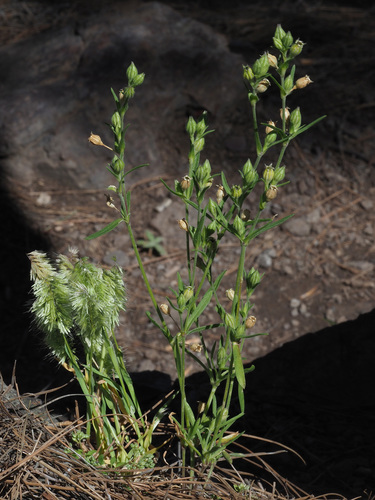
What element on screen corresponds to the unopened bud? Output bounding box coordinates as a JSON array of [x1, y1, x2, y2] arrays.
[[226, 288, 235, 301], [266, 185, 278, 201], [256, 78, 271, 93], [245, 315, 257, 329], [289, 107, 302, 134], [231, 185, 242, 199], [183, 286, 194, 302], [233, 215, 245, 238], [263, 131, 277, 151], [111, 112, 121, 130], [273, 165, 286, 183], [194, 137, 205, 154], [88, 133, 113, 150], [294, 75, 313, 90], [243, 64, 254, 82], [159, 303, 171, 315], [263, 165, 274, 183], [178, 218, 189, 232], [207, 198, 217, 217], [247, 268, 261, 288], [126, 62, 138, 83], [132, 73, 145, 87], [186, 116, 197, 136], [225, 313, 236, 329], [282, 31, 293, 49], [284, 75, 294, 94], [252, 53, 270, 78], [217, 346, 227, 369], [243, 160, 258, 186]]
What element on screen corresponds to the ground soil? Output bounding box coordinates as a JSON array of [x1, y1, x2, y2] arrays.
[[0, 1, 374, 498]]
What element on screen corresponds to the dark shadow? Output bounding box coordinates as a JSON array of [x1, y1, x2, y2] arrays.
[[0, 181, 72, 396]]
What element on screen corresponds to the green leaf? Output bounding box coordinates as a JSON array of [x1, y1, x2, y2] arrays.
[[110, 87, 119, 103], [85, 218, 123, 240], [221, 171, 231, 196], [245, 213, 294, 244], [124, 163, 149, 177], [185, 289, 213, 330], [233, 342, 246, 389]]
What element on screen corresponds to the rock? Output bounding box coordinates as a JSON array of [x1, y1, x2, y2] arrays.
[[283, 217, 311, 236], [0, 2, 243, 192]]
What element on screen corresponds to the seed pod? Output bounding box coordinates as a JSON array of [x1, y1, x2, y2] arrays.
[[225, 313, 236, 329], [183, 286, 194, 302], [267, 52, 278, 68], [256, 78, 271, 93], [226, 289, 235, 301], [189, 343, 203, 353], [233, 215, 245, 238], [194, 137, 205, 154], [294, 75, 313, 90], [265, 120, 276, 135], [280, 107, 290, 124], [178, 218, 189, 232], [240, 209, 251, 221], [159, 303, 171, 315], [266, 185, 278, 201], [180, 175, 191, 190], [289, 39, 304, 58], [216, 185, 225, 204], [245, 315, 257, 329], [88, 133, 113, 150]]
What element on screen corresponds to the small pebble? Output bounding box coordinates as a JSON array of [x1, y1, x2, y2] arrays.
[[284, 217, 311, 236], [290, 298, 301, 309]]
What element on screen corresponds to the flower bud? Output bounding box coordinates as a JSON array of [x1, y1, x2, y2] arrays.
[[111, 157, 125, 174], [252, 53, 270, 78], [294, 75, 313, 90], [111, 111, 122, 131], [247, 268, 261, 288], [180, 175, 191, 190], [263, 132, 277, 151], [186, 116, 197, 136], [216, 185, 225, 204], [126, 62, 138, 83], [266, 185, 278, 201], [283, 75, 294, 94], [289, 39, 304, 58], [160, 303, 171, 315], [231, 185, 242, 199], [243, 64, 254, 82], [243, 160, 258, 187], [178, 218, 189, 232], [273, 165, 286, 183], [245, 315, 257, 329], [282, 31, 293, 49], [267, 52, 278, 68], [206, 220, 216, 236], [274, 24, 286, 42], [132, 73, 145, 87], [233, 215, 245, 238], [183, 286, 194, 302], [194, 137, 205, 154], [226, 288, 235, 301], [263, 165, 274, 183], [217, 346, 227, 369], [196, 159, 211, 186], [289, 107, 302, 134], [196, 115, 207, 136], [225, 313, 236, 329], [123, 86, 135, 99], [256, 78, 270, 93]]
